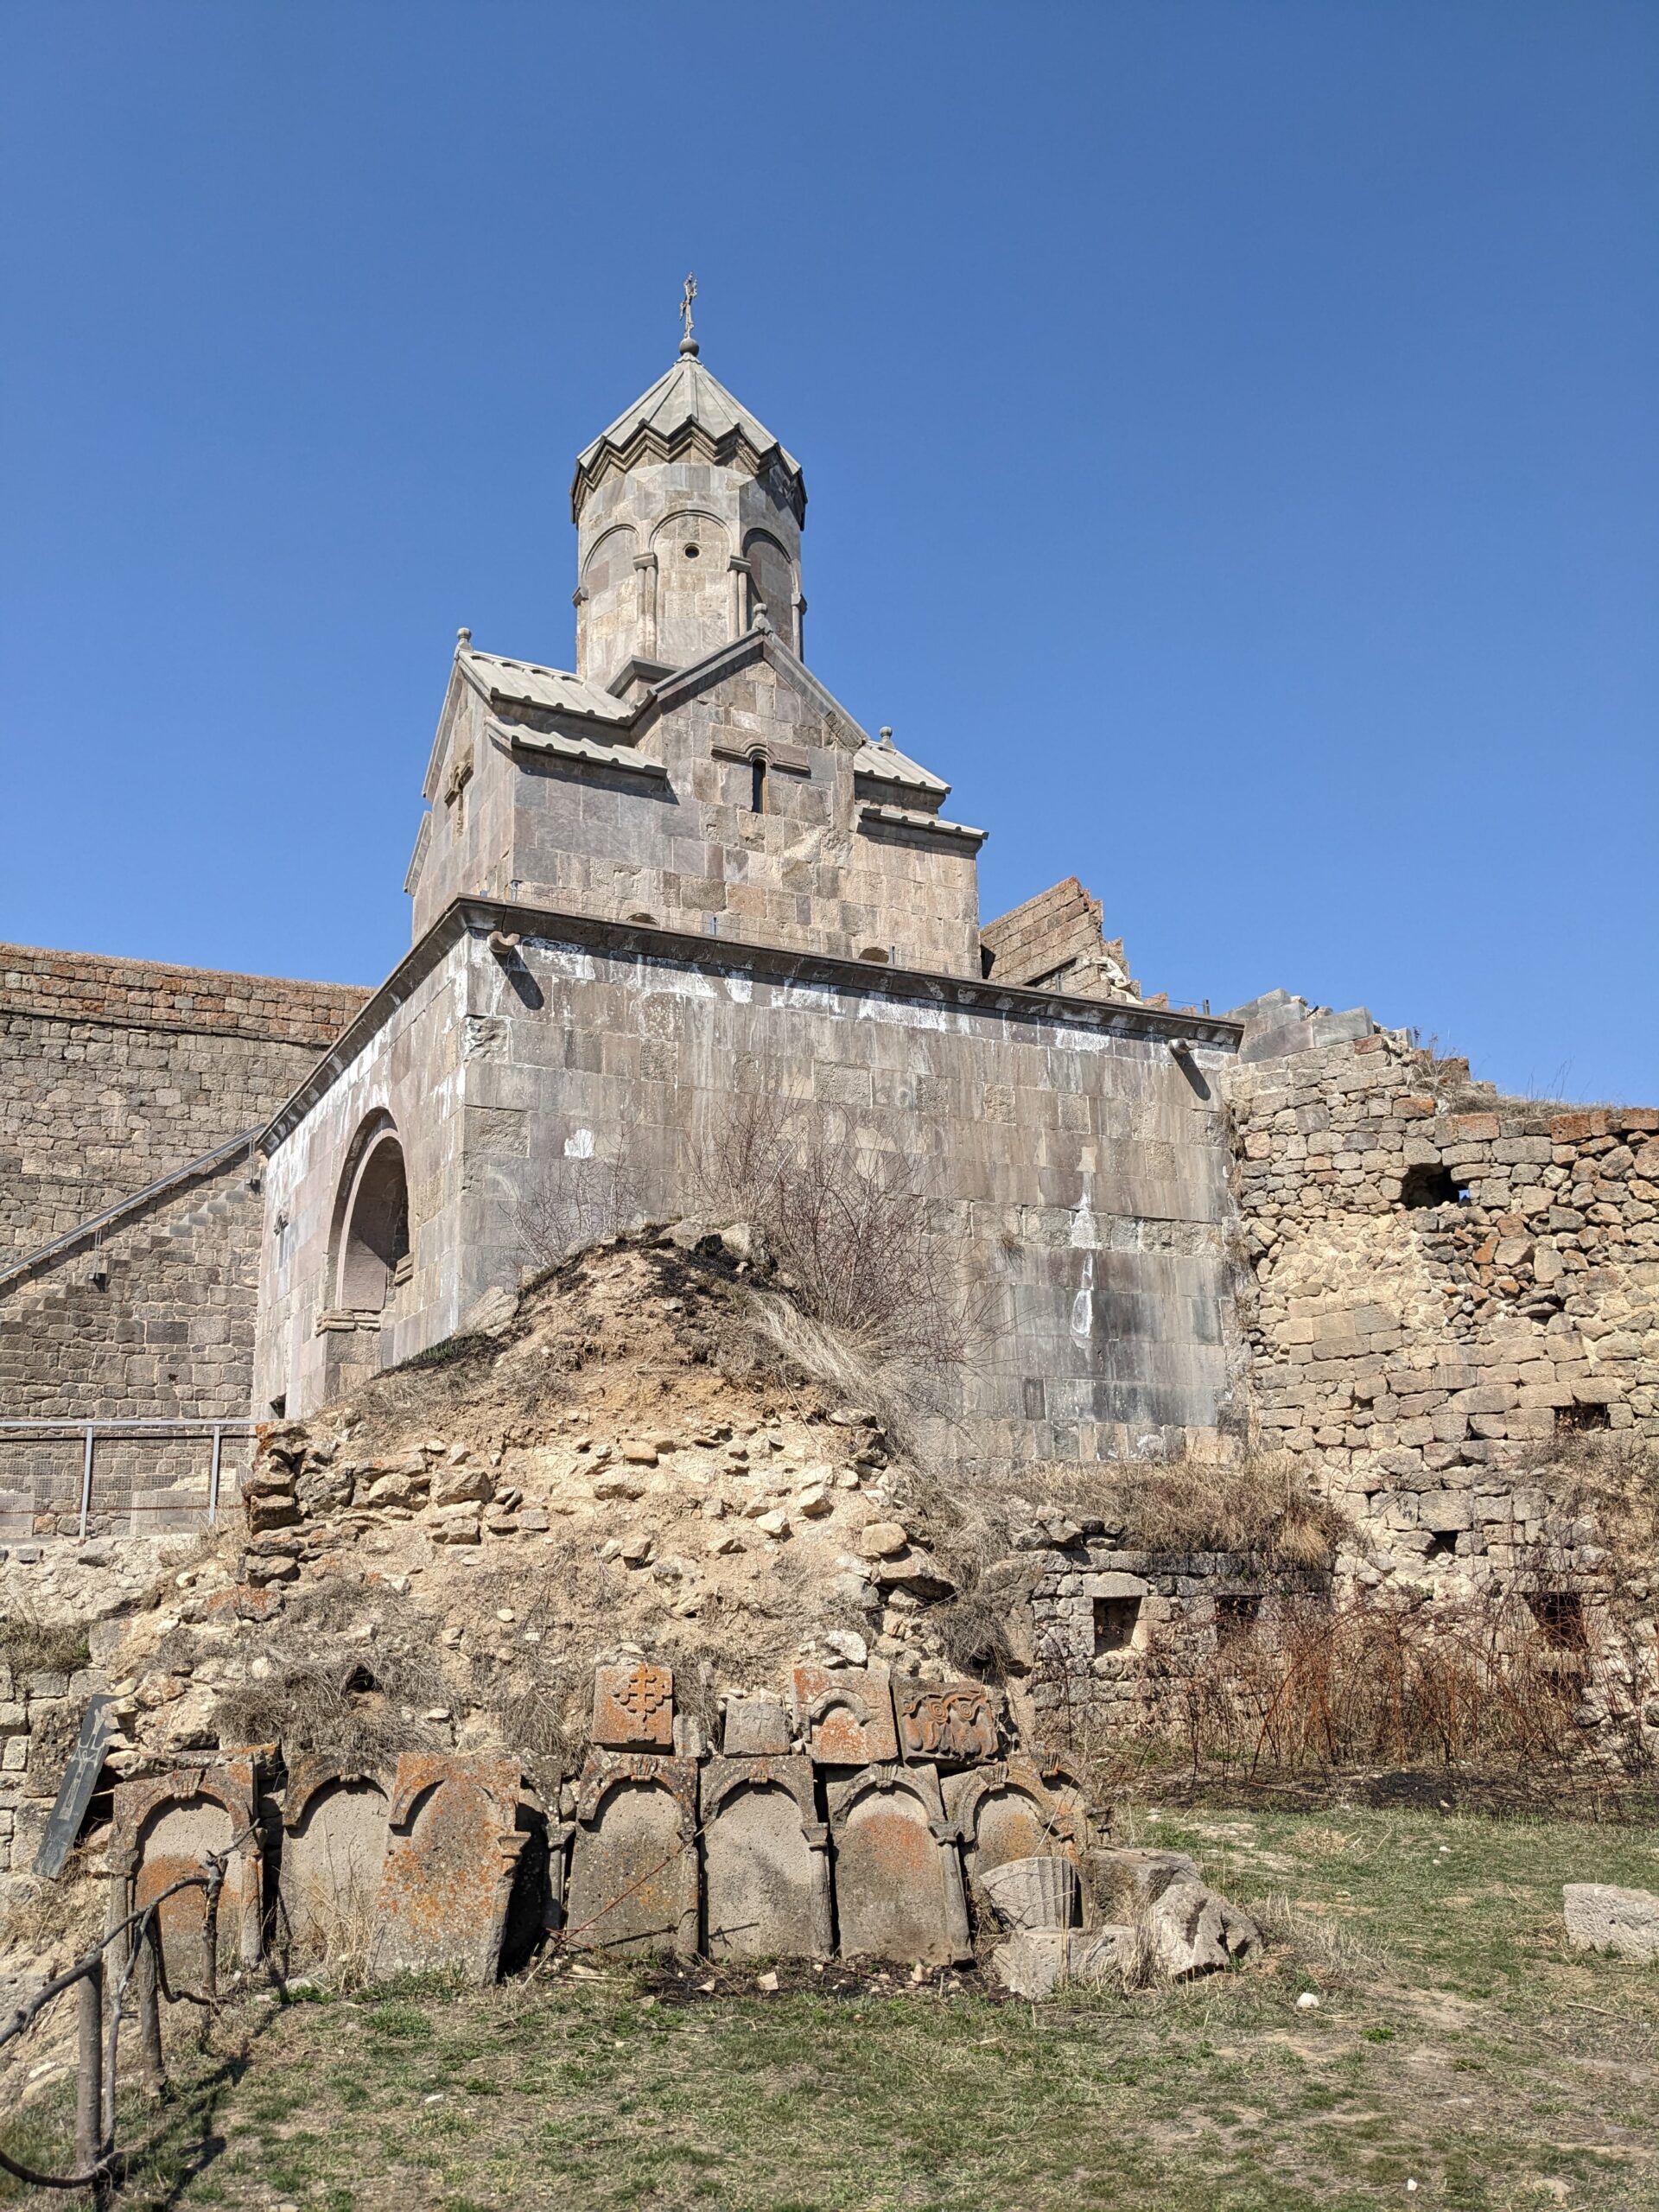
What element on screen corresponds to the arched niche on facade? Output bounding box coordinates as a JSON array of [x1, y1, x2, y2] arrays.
[[742, 529, 798, 651], [330, 1114, 410, 1314], [651, 508, 730, 667]]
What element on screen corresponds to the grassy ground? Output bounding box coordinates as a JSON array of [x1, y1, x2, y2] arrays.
[[5, 1802, 1658, 2210]]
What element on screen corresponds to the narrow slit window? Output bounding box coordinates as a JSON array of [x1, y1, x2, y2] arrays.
[[750, 757, 767, 814]]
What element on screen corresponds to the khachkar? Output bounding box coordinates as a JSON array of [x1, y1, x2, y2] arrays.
[[111, 1658, 1255, 1985]]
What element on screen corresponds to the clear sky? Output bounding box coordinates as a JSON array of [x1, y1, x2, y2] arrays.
[[3, 3, 1654, 1102]]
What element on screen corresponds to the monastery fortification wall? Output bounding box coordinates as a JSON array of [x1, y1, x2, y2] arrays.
[[0, 944, 367, 1257]]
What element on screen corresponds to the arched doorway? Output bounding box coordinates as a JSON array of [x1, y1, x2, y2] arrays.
[[334, 1120, 410, 1314]]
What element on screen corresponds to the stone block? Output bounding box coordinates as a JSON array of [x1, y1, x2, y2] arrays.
[[791, 1662, 899, 1765], [893, 1680, 999, 1765], [1563, 1883, 1659, 1961], [824, 1764, 972, 1967], [376, 1755, 524, 1980], [278, 1757, 392, 1961], [943, 1757, 1087, 1889], [721, 1694, 791, 1757], [1417, 1493, 1475, 1535], [992, 1928, 1125, 1999], [566, 1751, 700, 1957], [592, 1661, 675, 1750], [111, 1754, 265, 1987], [700, 1754, 831, 1960]]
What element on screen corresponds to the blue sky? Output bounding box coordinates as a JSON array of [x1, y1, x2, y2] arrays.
[[3, 2, 1655, 1102]]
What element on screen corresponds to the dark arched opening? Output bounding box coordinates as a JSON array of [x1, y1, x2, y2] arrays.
[[336, 1127, 410, 1313]]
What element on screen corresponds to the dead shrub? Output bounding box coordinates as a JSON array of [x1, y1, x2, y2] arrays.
[[1514, 1429, 1659, 1561], [1141, 1582, 1652, 1785], [0, 1612, 92, 1679], [689, 1089, 986, 1377], [511, 1156, 649, 1272]]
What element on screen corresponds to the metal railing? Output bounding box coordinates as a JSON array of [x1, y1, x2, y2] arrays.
[[0, 1418, 257, 1537]]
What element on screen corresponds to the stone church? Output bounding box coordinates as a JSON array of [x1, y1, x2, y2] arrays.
[[3, 330, 1655, 1540]]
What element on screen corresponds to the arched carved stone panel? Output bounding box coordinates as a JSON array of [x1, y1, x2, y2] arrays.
[[700, 1756, 830, 1960]]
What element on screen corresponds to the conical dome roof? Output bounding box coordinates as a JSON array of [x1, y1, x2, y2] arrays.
[[570, 344, 805, 524]]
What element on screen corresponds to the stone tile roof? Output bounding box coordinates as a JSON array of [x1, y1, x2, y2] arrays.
[[852, 737, 949, 797], [457, 648, 632, 727], [571, 354, 805, 521]]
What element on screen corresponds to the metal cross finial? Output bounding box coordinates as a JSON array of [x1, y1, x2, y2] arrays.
[[678, 272, 698, 356]]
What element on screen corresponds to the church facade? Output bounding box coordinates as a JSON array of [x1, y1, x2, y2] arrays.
[[256, 332, 1243, 1461]]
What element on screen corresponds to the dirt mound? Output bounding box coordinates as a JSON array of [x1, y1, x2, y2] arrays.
[[95, 1230, 1006, 1801]]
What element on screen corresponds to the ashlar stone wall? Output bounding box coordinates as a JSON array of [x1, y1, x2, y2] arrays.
[[257, 906, 1244, 1470], [0, 944, 366, 1257], [410, 632, 984, 981]]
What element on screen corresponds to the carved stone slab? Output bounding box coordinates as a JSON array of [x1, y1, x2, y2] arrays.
[[566, 1751, 700, 1957], [943, 1756, 1084, 1888], [721, 1694, 791, 1757], [894, 1681, 998, 1765], [791, 1662, 898, 1766], [824, 1763, 972, 1966], [593, 1662, 675, 1751], [111, 1754, 265, 1985], [35, 1694, 115, 1878], [278, 1758, 394, 1962], [377, 1754, 524, 1980], [700, 1754, 831, 1960]]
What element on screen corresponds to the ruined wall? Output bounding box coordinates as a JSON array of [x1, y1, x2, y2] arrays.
[[0, 944, 367, 1257], [1225, 1027, 1659, 1578], [257, 906, 1244, 1466]]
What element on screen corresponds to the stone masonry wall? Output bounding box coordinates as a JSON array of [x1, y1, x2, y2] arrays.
[[257, 910, 1244, 1469], [0, 1151, 262, 1531], [0, 944, 368, 1257], [1225, 1027, 1659, 1585]]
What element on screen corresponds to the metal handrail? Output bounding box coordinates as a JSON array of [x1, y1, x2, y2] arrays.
[[0, 1129, 261, 1296], [0, 1417, 257, 1535]]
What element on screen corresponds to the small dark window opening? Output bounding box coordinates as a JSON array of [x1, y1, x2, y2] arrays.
[[1530, 1591, 1587, 1649], [1423, 1531, 1458, 1561], [980, 945, 996, 979], [683, 542, 701, 559], [268, 1395, 287, 1418], [1093, 1596, 1141, 1655], [1216, 1593, 1261, 1642], [750, 757, 767, 814], [1556, 1401, 1611, 1434], [1401, 1164, 1468, 1210]]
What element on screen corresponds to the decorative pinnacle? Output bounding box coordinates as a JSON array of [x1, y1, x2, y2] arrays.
[[879, 726, 894, 748], [456, 626, 472, 649], [678, 272, 699, 357]]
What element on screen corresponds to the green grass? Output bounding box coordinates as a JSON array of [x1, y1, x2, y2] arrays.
[[5, 1803, 1659, 2209]]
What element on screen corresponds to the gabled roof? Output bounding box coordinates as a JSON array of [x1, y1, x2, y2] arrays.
[[456, 647, 632, 727], [853, 735, 949, 798], [571, 347, 806, 524]]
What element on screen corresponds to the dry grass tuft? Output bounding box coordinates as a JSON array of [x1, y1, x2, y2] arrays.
[[0, 1611, 91, 1679]]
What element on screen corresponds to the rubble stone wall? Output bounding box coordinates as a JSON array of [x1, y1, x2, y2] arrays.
[[1224, 1027, 1659, 1577]]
